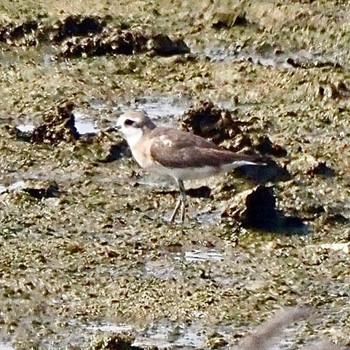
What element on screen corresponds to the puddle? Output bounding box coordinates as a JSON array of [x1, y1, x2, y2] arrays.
[[320, 242, 350, 254], [135, 322, 206, 349], [16, 110, 99, 136], [205, 47, 342, 69], [113, 95, 190, 127], [0, 180, 27, 194], [74, 111, 99, 134], [131, 97, 189, 119], [16, 123, 35, 132], [174, 249, 224, 263], [195, 206, 226, 224], [86, 323, 133, 333], [83, 319, 307, 350], [143, 258, 183, 281], [86, 321, 206, 349]]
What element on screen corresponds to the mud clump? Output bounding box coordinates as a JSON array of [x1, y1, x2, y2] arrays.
[[60, 28, 148, 57], [180, 101, 290, 183], [0, 20, 41, 45], [307, 161, 336, 177], [180, 101, 286, 156], [52, 15, 106, 42], [22, 181, 60, 199], [222, 185, 307, 234], [0, 15, 106, 47], [180, 101, 245, 145], [6, 101, 79, 144], [212, 8, 250, 29], [97, 139, 130, 163], [30, 101, 79, 144], [89, 334, 143, 350], [147, 34, 190, 56], [253, 135, 287, 157], [60, 30, 189, 58], [0, 15, 190, 57]]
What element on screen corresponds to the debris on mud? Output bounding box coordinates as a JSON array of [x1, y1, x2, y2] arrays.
[[147, 33, 190, 57], [0, 15, 107, 46], [252, 135, 287, 158], [222, 185, 307, 234], [0, 19, 43, 46], [59, 29, 148, 58], [31, 101, 79, 143]]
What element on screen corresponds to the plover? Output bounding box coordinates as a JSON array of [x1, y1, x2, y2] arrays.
[[117, 110, 262, 222]]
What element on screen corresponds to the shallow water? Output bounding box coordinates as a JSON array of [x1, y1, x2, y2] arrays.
[[174, 249, 224, 263], [0, 342, 14, 350], [16, 111, 98, 135], [205, 47, 343, 69]]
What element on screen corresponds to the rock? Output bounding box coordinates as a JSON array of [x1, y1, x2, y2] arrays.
[[307, 161, 336, 177], [222, 185, 308, 234], [147, 34, 190, 56]]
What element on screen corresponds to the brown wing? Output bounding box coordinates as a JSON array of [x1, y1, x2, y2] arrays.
[[150, 127, 219, 150], [149, 127, 258, 168]]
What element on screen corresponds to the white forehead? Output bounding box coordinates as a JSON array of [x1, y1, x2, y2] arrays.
[[117, 113, 144, 148], [117, 113, 137, 127]]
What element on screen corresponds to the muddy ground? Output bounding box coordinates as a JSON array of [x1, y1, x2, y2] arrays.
[[1, 1, 350, 349]]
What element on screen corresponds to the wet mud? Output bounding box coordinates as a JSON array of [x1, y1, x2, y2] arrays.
[[1, 1, 350, 349]]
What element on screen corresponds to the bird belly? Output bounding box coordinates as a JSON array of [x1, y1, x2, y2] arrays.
[[151, 164, 222, 181]]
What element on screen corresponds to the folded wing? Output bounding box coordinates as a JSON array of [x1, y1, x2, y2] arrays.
[[149, 128, 259, 169]]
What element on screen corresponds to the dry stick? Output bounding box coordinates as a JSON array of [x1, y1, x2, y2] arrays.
[[238, 306, 313, 350]]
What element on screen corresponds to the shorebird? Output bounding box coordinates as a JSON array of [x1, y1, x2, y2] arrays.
[[117, 110, 262, 222]]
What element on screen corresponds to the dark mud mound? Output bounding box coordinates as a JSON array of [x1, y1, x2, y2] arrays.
[[222, 185, 308, 235], [30, 101, 79, 144], [97, 139, 130, 163], [180, 101, 290, 183], [0, 19, 41, 44], [212, 8, 252, 29], [307, 161, 336, 177], [5, 101, 79, 144], [52, 15, 106, 42], [60, 30, 189, 58], [0, 15, 106, 46], [22, 181, 60, 199], [181, 101, 286, 155], [0, 15, 190, 57], [90, 334, 143, 350]]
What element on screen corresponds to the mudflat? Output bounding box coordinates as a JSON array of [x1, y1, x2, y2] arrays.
[[0, 1, 349, 349]]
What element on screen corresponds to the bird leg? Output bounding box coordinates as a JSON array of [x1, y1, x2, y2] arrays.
[[170, 179, 186, 223]]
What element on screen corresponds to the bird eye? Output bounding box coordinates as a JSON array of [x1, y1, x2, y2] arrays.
[[124, 119, 135, 126]]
